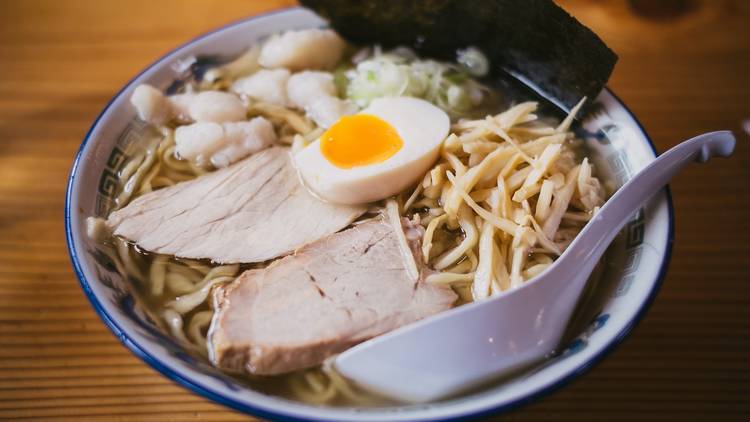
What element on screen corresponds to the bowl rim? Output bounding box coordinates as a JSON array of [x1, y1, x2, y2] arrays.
[[64, 7, 675, 421]]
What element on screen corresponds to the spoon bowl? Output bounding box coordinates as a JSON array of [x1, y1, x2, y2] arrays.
[[335, 131, 736, 403]]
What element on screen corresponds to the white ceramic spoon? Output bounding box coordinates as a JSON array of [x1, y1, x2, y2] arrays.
[[335, 131, 736, 403]]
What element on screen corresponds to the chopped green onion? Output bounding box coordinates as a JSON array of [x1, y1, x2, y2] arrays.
[[457, 46, 489, 77], [343, 48, 487, 116]]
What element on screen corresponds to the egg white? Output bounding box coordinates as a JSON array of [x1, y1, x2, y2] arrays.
[[294, 97, 450, 205]]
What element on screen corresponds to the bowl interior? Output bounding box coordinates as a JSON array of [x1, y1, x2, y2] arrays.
[[66, 8, 673, 422]]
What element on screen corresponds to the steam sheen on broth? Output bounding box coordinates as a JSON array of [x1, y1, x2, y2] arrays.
[[87, 27, 607, 406]]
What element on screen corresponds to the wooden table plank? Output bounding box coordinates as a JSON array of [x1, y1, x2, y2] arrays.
[[1, 0, 748, 420]]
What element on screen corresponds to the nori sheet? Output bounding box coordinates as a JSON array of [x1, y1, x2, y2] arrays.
[[299, 0, 618, 113]]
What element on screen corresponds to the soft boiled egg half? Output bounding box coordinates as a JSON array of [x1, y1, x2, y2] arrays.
[[294, 97, 450, 205]]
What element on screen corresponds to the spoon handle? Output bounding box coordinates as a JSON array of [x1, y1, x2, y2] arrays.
[[561, 131, 736, 274]]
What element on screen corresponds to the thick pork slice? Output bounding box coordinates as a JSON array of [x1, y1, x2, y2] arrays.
[[208, 217, 457, 375], [107, 147, 366, 263]]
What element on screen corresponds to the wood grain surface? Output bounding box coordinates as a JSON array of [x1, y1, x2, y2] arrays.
[[1, 0, 749, 420]]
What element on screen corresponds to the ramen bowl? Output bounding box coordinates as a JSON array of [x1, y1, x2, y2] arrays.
[[65, 7, 674, 421]]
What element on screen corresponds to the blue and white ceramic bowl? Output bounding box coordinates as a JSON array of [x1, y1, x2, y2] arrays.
[[65, 7, 674, 421]]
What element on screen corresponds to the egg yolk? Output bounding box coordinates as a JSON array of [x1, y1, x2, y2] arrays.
[[320, 114, 403, 169]]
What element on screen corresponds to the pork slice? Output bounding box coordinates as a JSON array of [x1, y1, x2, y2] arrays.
[[106, 147, 366, 263], [208, 217, 457, 375]]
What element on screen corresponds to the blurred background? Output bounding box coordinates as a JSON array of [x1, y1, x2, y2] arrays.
[[0, 0, 748, 420]]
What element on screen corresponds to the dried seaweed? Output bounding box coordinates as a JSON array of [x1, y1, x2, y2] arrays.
[[300, 0, 618, 113]]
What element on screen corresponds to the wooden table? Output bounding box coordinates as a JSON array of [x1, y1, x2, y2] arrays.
[[1, 0, 748, 420]]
